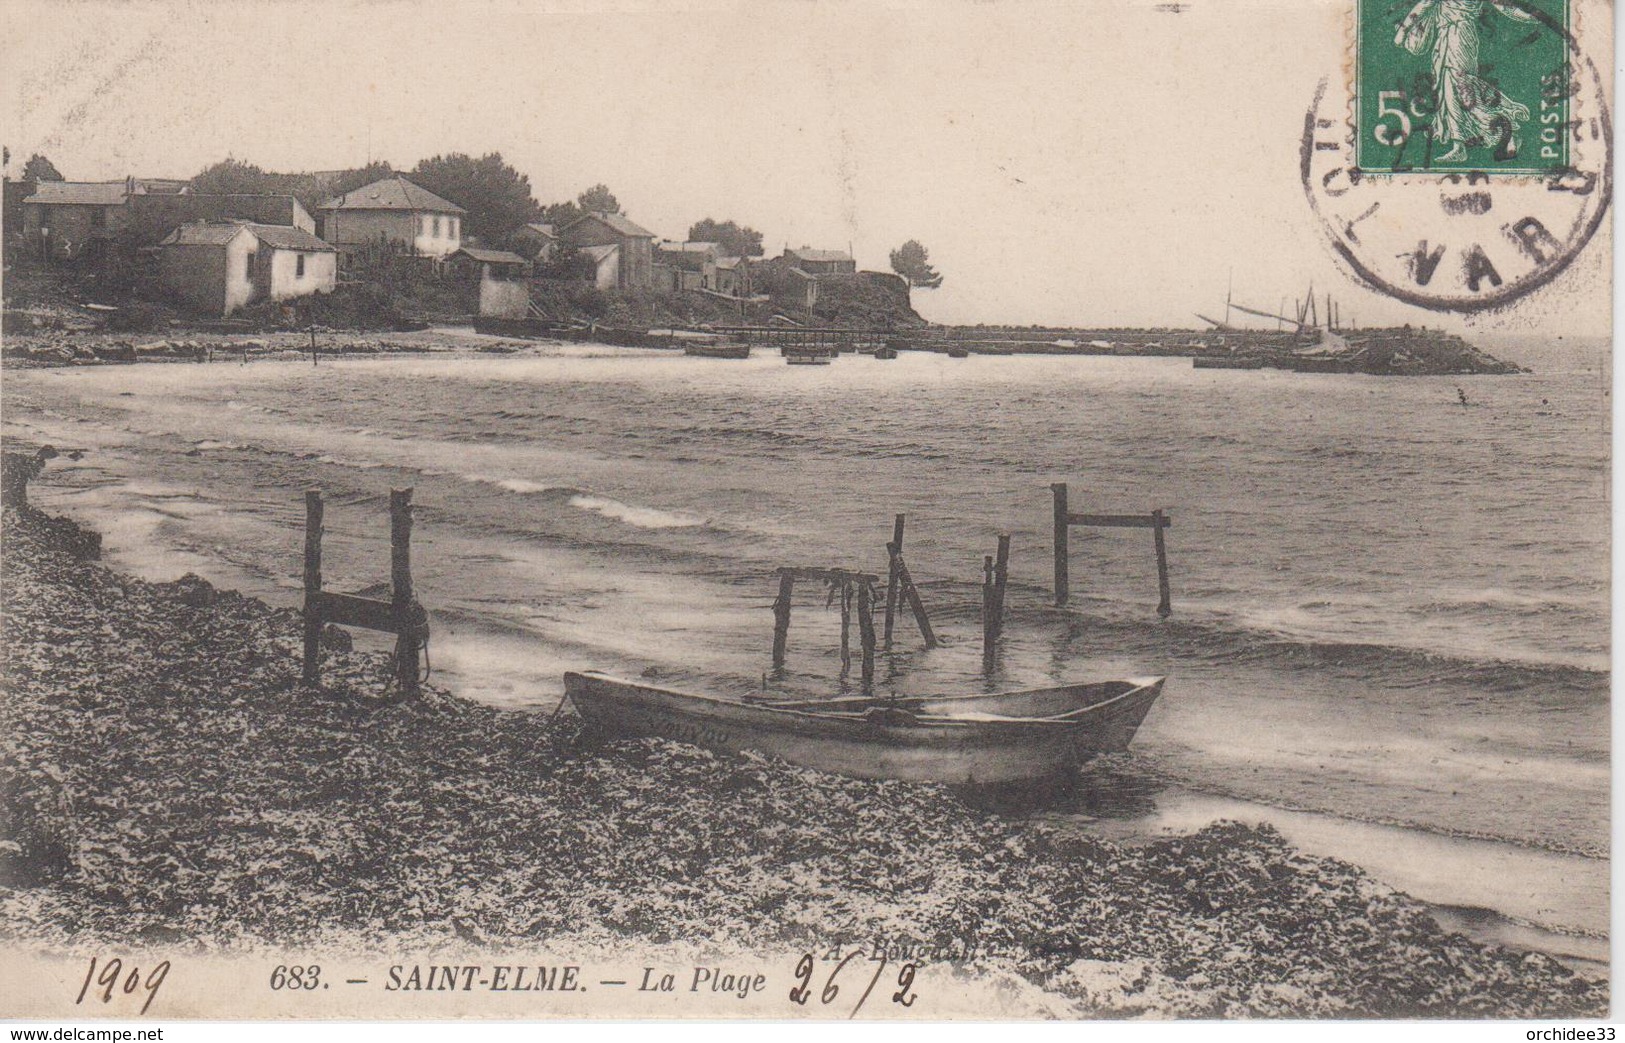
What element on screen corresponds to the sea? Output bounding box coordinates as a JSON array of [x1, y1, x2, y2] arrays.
[[2, 334, 1610, 972]]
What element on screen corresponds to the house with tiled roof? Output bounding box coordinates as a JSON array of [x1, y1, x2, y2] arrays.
[[315, 175, 464, 263], [157, 221, 336, 317], [20, 181, 138, 261], [18, 177, 206, 260], [448, 246, 530, 282], [560, 211, 656, 290], [783, 246, 855, 274]]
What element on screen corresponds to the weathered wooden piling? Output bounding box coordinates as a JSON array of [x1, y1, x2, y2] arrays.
[[883, 513, 905, 648], [1052, 482, 1070, 606], [838, 582, 853, 672], [982, 534, 1011, 671], [856, 580, 877, 689], [1152, 508, 1171, 618], [301, 490, 324, 684], [390, 489, 419, 695], [772, 573, 795, 668]]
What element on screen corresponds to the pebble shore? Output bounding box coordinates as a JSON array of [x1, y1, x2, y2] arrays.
[[0, 504, 1607, 1018]]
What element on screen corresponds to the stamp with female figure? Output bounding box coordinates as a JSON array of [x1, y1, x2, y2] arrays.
[[1356, 0, 1570, 173]]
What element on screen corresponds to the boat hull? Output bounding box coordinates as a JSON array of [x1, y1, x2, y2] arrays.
[[563, 672, 1165, 786]]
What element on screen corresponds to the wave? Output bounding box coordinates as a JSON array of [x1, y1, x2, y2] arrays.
[[994, 595, 1610, 699], [567, 494, 704, 530], [458, 473, 563, 495]]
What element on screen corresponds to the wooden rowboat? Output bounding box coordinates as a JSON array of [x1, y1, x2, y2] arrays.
[[562, 671, 1165, 787]]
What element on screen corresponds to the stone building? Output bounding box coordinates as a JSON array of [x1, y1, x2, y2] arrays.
[[315, 175, 464, 264]]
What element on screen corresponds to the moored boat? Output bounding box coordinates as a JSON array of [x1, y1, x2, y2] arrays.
[[786, 353, 832, 366], [684, 342, 751, 359], [562, 671, 1166, 786]]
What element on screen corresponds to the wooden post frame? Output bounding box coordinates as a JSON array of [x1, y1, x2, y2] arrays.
[[300, 487, 430, 694], [1051, 482, 1174, 616], [768, 567, 880, 683]]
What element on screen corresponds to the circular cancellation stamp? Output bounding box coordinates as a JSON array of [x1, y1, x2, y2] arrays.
[[1303, 0, 1610, 312]]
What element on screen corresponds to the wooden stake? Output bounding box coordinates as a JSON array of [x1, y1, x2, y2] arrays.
[[838, 581, 852, 672], [883, 513, 904, 649], [993, 533, 1011, 623], [772, 573, 795, 668], [897, 558, 937, 648], [390, 488, 419, 695], [983, 536, 1011, 671], [1153, 508, 1172, 618], [981, 553, 996, 670], [857, 580, 876, 690], [301, 490, 324, 685], [1052, 482, 1069, 606]]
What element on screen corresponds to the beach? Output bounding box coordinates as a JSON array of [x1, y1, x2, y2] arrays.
[[0, 498, 1607, 1018]]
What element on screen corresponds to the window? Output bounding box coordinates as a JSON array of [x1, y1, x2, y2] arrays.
[[449, 217, 458, 240], [434, 215, 443, 238], [296, 254, 306, 278], [244, 252, 254, 281]]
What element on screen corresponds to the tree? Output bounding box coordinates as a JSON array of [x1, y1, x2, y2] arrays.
[[535, 242, 589, 281], [889, 239, 943, 289], [22, 154, 64, 182], [576, 183, 621, 215], [409, 152, 541, 245], [540, 200, 582, 229], [191, 157, 275, 195], [687, 218, 763, 257]]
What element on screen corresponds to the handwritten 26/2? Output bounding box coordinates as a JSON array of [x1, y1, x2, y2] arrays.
[[789, 952, 917, 1018]]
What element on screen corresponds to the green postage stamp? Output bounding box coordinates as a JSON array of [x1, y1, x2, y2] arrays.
[[1356, 0, 1571, 173]]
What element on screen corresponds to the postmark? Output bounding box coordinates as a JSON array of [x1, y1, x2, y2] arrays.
[[1304, 0, 1610, 310]]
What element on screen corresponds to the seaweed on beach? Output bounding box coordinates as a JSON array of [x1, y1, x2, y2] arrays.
[[0, 505, 1606, 1018]]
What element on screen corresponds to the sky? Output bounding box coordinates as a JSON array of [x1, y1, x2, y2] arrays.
[[1, 0, 1612, 336]]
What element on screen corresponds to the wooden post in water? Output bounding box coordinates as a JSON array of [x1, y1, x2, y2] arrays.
[[771, 572, 795, 668], [981, 553, 996, 671], [390, 488, 419, 696], [1152, 509, 1172, 618], [883, 513, 904, 649], [838, 581, 852, 673], [1052, 482, 1070, 606], [857, 580, 877, 690], [301, 490, 324, 685], [983, 535, 1011, 671]]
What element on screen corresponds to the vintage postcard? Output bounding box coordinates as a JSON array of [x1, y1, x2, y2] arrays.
[[0, 0, 1612, 1027]]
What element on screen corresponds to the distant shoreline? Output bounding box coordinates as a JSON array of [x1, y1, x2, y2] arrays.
[[1, 322, 1528, 376]]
